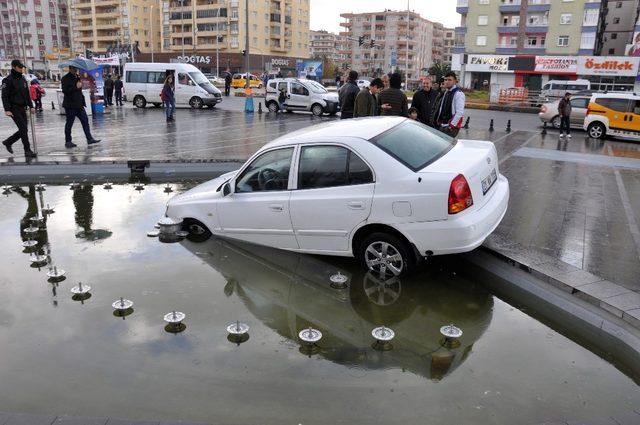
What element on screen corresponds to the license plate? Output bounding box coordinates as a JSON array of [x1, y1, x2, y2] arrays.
[[481, 169, 497, 195]]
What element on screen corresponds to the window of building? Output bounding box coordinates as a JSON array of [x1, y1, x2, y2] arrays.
[[583, 9, 599, 25], [557, 35, 569, 46], [580, 32, 596, 48], [476, 35, 487, 45], [527, 36, 538, 46], [478, 15, 488, 25], [478, 0, 489, 4], [611, 33, 617, 39], [616, 1, 622, 7], [613, 17, 620, 24], [560, 13, 572, 24]]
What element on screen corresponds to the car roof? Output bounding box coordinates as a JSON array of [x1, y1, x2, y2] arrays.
[[265, 117, 407, 148], [590, 92, 640, 100]]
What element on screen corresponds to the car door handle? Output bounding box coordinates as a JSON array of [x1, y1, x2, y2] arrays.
[[347, 201, 365, 210], [269, 203, 284, 211]]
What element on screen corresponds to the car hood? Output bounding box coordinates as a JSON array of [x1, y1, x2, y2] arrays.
[[169, 170, 237, 204], [323, 93, 339, 102]]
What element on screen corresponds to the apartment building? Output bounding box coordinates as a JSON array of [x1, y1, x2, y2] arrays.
[[442, 28, 455, 64], [70, 0, 161, 55], [309, 30, 348, 67], [339, 10, 439, 82], [596, 0, 640, 55], [0, 0, 70, 72], [453, 0, 640, 91], [145, 0, 309, 74]]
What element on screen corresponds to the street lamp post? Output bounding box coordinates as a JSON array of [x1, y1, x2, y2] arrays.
[[406, 0, 410, 90], [150, 5, 154, 62], [244, 0, 249, 89], [181, 0, 185, 57]]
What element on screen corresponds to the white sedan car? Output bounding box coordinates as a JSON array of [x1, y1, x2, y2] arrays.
[[166, 117, 509, 276]]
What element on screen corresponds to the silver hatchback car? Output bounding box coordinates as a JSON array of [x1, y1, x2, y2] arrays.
[[538, 95, 591, 129]]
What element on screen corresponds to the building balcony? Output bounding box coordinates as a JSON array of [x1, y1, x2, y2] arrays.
[[97, 34, 119, 41], [95, 0, 119, 6], [581, 25, 597, 32], [496, 46, 518, 54], [76, 13, 93, 20], [456, 6, 468, 14], [452, 45, 465, 53], [499, 3, 521, 12], [95, 11, 119, 18], [95, 23, 120, 29], [76, 35, 93, 42], [525, 25, 547, 33], [74, 2, 92, 9], [497, 25, 519, 33], [527, 2, 551, 12], [584, 1, 601, 8], [76, 24, 94, 31], [454, 26, 466, 34], [521, 47, 546, 54]]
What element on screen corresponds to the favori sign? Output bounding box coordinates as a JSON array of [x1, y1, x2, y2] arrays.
[[577, 56, 640, 77], [466, 55, 510, 72]]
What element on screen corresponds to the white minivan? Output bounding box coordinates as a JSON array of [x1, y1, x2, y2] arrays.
[[540, 79, 591, 99], [123, 62, 222, 109]]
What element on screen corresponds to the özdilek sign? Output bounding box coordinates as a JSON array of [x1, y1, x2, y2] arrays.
[[577, 56, 640, 77]]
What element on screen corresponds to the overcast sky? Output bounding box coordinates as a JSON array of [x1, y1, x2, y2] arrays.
[[310, 0, 461, 32]]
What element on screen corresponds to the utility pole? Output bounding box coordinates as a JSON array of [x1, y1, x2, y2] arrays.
[[150, 5, 154, 62], [181, 0, 185, 57], [244, 0, 249, 88], [406, 0, 410, 90]]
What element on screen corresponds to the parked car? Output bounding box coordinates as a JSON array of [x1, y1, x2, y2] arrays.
[[231, 73, 263, 89], [124, 62, 222, 109], [584, 92, 640, 140], [165, 117, 510, 276], [204, 74, 226, 87], [538, 95, 591, 129], [265, 78, 339, 116], [540, 79, 591, 99]]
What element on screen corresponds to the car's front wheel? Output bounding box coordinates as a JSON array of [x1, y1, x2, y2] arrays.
[[587, 122, 606, 139], [133, 95, 146, 108], [189, 96, 204, 109], [358, 232, 414, 277], [267, 101, 279, 113], [182, 218, 212, 242], [311, 103, 324, 117]]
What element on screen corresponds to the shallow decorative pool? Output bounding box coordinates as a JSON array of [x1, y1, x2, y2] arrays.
[[0, 183, 638, 424]]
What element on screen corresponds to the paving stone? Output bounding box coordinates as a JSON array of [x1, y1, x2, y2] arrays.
[[160, 421, 212, 425], [576, 280, 630, 301], [623, 308, 640, 329], [553, 269, 605, 288], [106, 419, 160, 425], [0, 413, 12, 425], [5, 413, 56, 425], [602, 291, 640, 312], [610, 410, 640, 425], [566, 417, 619, 425], [52, 416, 108, 425]]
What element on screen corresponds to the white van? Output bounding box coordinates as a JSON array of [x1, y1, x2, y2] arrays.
[[123, 62, 222, 109], [265, 78, 339, 116], [541, 79, 591, 99]]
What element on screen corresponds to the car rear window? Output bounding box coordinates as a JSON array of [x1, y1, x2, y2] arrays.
[[369, 121, 455, 171], [595, 98, 631, 112]]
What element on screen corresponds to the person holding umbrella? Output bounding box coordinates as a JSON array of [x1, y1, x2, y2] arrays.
[[1, 59, 36, 158], [61, 59, 101, 148]]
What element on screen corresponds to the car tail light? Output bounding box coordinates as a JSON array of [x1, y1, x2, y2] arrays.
[[540, 105, 547, 113], [448, 174, 474, 214], [586, 105, 591, 116]]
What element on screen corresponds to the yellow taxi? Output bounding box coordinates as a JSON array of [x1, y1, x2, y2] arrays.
[[231, 73, 263, 89], [584, 93, 640, 140]]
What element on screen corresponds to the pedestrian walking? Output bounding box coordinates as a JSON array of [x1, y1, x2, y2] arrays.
[[377, 73, 408, 117], [224, 69, 232, 96], [1, 59, 37, 158], [433, 71, 465, 138], [278, 85, 287, 112], [335, 73, 342, 89], [29, 79, 45, 112], [104, 74, 114, 106], [558, 92, 572, 139], [114, 75, 124, 106], [338, 70, 360, 119], [61, 65, 101, 148], [161, 74, 176, 122], [410, 76, 438, 127], [354, 77, 384, 118]]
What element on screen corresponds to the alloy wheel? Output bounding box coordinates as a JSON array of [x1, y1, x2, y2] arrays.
[[364, 241, 404, 277]]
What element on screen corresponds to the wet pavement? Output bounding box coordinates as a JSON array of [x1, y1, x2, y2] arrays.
[[0, 183, 638, 425]]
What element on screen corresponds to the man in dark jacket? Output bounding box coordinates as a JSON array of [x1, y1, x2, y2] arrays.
[[558, 92, 572, 139], [410, 76, 438, 126], [224, 69, 232, 96], [338, 70, 359, 119], [377, 72, 408, 117], [114, 75, 124, 106], [61, 65, 100, 148], [354, 78, 384, 117], [1, 59, 36, 158], [103, 74, 114, 106]]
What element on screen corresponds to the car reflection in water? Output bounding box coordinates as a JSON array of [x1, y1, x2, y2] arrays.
[[181, 237, 494, 381]]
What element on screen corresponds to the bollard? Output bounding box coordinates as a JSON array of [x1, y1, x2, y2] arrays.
[[489, 119, 494, 132], [51, 101, 55, 110], [541, 121, 547, 135], [463, 117, 470, 129], [258, 102, 263, 114], [506, 119, 511, 133]]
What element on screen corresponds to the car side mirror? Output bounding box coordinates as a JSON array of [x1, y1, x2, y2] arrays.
[[223, 180, 235, 196]]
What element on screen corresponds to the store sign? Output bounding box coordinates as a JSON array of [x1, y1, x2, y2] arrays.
[[177, 55, 212, 64], [92, 55, 120, 66], [577, 56, 640, 76], [534, 56, 577, 73], [271, 58, 291, 67], [466, 55, 510, 72]]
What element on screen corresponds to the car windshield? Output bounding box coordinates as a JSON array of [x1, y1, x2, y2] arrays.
[[307, 81, 327, 94], [190, 72, 218, 94], [369, 120, 455, 171]]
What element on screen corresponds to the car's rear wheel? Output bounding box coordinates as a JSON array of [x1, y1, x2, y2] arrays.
[[588, 122, 606, 139], [551, 115, 561, 129], [311, 103, 324, 117], [133, 95, 146, 108], [182, 218, 212, 243], [358, 232, 414, 278]]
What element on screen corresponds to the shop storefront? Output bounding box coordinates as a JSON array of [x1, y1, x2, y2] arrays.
[[136, 52, 305, 76], [456, 54, 640, 92]]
